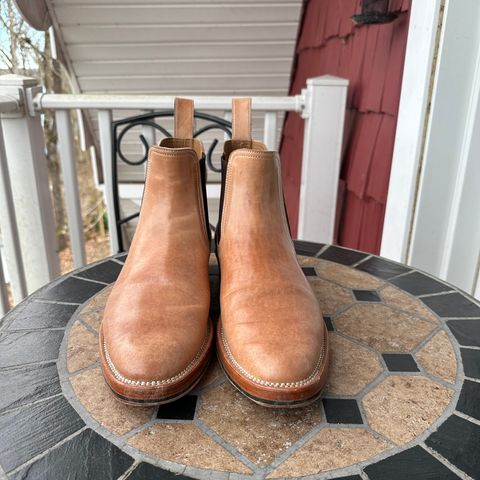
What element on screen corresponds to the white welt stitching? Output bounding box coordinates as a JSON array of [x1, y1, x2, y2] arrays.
[[220, 327, 326, 388], [103, 325, 210, 387]]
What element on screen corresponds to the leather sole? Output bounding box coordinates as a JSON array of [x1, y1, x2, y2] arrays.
[[216, 320, 329, 408], [99, 320, 213, 407]]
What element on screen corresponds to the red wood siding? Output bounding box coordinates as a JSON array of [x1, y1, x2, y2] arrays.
[[280, 0, 411, 253]]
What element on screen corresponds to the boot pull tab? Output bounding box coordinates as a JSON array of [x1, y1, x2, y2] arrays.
[[232, 98, 252, 143], [174, 97, 194, 139]]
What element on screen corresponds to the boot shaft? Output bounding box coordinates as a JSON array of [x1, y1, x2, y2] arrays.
[[216, 98, 292, 252], [130, 98, 210, 256]]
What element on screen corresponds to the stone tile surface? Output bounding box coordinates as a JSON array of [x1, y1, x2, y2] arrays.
[[416, 331, 457, 383], [75, 260, 123, 284], [297, 255, 321, 267], [336, 304, 435, 352], [325, 334, 382, 396], [356, 257, 411, 279], [127, 462, 193, 480], [316, 261, 384, 289], [318, 246, 369, 265], [156, 395, 197, 420], [269, 428, 390, 477], [364, 446, 460, 480], [456, 380, 480, 421], [461, 348, 480, 379], [71, 367, 153, 435], [363, 376, 454, 445], [308, 277, 353, 315], [382, 353, 419, 372], [0, 395, 84, 472], [447, 319, 480, 347], [194, 360, 225, 391], [77, 286, 112, 332], [422, 292, 480, 318], [0, 330, 64, 368], [197, 382, 322, 466], [10, 428, 133, 480], [0, 362, 60, 414], [380, 285, 440, 323], [353, 290, 381, 302], [127, 423, 251, 473], [389, 271, 452, 296], [322, 398, 363, 424], [294, 241, 324, 256], [3, 301, 78, 330], [38, 276, 105, 304], [426, 414, 480, 479], [67, 321, 98, 373], [48, 247, 475, 479]]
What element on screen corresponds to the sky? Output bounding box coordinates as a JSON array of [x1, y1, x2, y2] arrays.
[[0, 0, 45, 71]]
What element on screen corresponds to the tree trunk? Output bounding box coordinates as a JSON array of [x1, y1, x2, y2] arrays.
[[41, 30, 68, 250]]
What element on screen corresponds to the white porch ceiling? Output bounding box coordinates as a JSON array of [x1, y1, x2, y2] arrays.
[[47, 0, 302, 181]]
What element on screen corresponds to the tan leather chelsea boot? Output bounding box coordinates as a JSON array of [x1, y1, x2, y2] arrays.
[[216, 98, 329, 407], [99, 98, 213, 405]]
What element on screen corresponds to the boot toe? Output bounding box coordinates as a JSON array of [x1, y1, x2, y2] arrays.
[[218, 318, 329, 406], [100, 305, 212, 404]]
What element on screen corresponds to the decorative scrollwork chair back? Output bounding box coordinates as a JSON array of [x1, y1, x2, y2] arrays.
[[112, 110, 232, 252]]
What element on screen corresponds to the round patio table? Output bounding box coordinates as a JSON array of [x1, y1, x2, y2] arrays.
[[0, 241, 479, 480]]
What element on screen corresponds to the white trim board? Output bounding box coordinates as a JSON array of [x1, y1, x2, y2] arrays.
[[381, 0, 442, 262], [382, 0, 480, 297]]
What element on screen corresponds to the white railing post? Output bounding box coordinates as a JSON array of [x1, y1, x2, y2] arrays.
[[0, 251, 9, 315], [142, 112, 156, 174], [0, 100, 27, 304], [298, 75, 348, 244], [263, 111, 278, 150], [55, 109, 87, 268], [98, 109, 120, 253], [0, 74, 60, 294]]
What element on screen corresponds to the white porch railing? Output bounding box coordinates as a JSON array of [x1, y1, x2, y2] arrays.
[[0, 74, 348, 313]]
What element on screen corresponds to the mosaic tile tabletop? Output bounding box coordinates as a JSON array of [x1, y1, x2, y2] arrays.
[[1, 242, 479, 479]]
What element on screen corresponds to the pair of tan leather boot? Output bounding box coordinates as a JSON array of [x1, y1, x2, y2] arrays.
[[99, 98, 329, 408]]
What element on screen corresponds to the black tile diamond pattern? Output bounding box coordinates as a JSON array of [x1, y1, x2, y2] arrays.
[[302, 267, 317, 276], [156, 395, 197, 421], [382, 353, 419, 372], [426, 414, 480, 479], [364, 446, 460, 480], [322, 398, 363, 425], [353, 290, 381, 302], [75, 260, 123, 284], [323, 316, 334, 331], [9, 429, 133, 480]]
